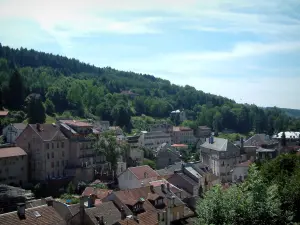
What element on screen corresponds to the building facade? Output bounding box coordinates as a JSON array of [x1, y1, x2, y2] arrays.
[[0, 147, 28, 186], [2, 123, 26, 143], [15, 123, 69, 181], [139, 131, 171, 151], [171, 127, 196, 145], [200, 137, 241, 182]]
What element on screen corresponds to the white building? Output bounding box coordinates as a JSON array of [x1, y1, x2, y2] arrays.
[[139, 131, 171, 150], [200, 137, 241, 182], [2, 123, 26, 143], [231, 160, 251, 183], [117, 165, 159, 190]]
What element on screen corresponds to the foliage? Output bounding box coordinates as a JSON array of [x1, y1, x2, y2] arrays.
[[94, 131, 123, 172], [0, 44, 300, 133], [66, 181, 75, 194], [25, 93, 46, 124], [60, 193, 80, 205], [142, 159, 156, 169], [90, 183, 108, 189], [197, 155, 300, 225], [217, 133, 247, 142]]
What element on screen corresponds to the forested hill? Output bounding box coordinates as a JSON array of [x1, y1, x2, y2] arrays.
[[0, 43, 300, 134]]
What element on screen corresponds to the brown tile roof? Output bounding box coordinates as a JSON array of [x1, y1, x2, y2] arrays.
[[60, 120, 93, 127], [0, 111, 9, 116], [173, 126, 192, 132], [237, 160, 252, 167], [29, 124, 67, 141], [0, 147, 27, 159], [149, 179, 182, 194], [114, 186, 152, 206], [116, 210, 158, 225], [82, 187, 113, 200], [0, 205, 66, 225], [128, 165, 159, 180], [85, 201, 121, 225]]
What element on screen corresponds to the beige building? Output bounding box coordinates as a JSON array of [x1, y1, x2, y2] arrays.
[[0, 147, 28, 186], [139, 131, 171, 150], [15, 123, 69, 181], [171, 127, 196, 145], [126, 135, 144, 166]]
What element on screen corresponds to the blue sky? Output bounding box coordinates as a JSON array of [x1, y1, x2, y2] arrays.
[[1, 0, 300, 109]]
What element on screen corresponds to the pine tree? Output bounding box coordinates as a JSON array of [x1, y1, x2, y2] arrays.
[[26, 94, 46, 124], [8, 69, 25, 110], [281, 132, 286, 146]]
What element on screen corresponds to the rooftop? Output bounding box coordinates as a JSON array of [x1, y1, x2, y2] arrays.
[[128, 165, 159, 180], [201, 137, 233, 151], [12, 123, 27, 130], [85, 201, 121, 225], [173, 126, 192, 132], [0, 111, 9, 116], [28, 124, 67, 141], [256, 147, 276, 153], [236, 160, 252, 167], [0, 205, 66, 225], [171, 144, 188, 147], [244, 134, 278, 147], [0, 147, 27, 159], [274, 131, 300, 139], [82, 187, 113, 200], [59, 120, 93, 127]]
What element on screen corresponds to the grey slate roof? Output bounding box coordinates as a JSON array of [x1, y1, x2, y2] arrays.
[[12, 123, 26, 130], [156, 162, 183, 176], [244, 134, 278, 147], [200, 137, 229, 151], [256, 147, 276, 153], [85, 201, 121, 225]]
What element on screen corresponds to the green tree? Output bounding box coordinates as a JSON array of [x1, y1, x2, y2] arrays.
[[94, 131, 123, 172], [44, 98, 55, 116], [7, 69, 25, 110], [25, 94, 46, 124], [281, 132, 287, 146], [67, 181, 75, 194], [142, 159, 156, 169]]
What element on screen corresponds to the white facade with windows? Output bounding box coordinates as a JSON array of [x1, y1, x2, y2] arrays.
[[139, 131, 171, 151]]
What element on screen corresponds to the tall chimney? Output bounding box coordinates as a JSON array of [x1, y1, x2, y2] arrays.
[[80, 196, 85, 225], [161, 184, 166, 193], [120, 207, 126, 220], [45, 197, 53, 207], [17, 203, 26, 218], [150, 185, 155, 193], [36, 123, 41, 132], [166, 183, 170, 192]]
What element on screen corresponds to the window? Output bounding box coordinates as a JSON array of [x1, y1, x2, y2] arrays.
[[61, 142, 64, 148], [62, 160, 64, 166], [46, 143, 49, 149], [51, 162, 54, 168], [28, 143, 31, 150], [57, 142, 59, 148], [51, 152, 54, 158], [62, 151, 65, 157], [47, 153, 49, 159], [52, 143, 54, 149]]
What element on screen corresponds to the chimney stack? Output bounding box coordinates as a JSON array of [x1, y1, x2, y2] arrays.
[[88, 194, 96, 207], [36, 123, 41, 132], [45, 197, 53, 207], [17, 203, 26, 218], [120, 207, 126, 219], [166, 183, 170, 192], [150, 185, 155, 193], [161, 184, 166, 193]]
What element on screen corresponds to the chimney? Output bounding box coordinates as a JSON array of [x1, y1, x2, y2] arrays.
[[150, 185, 155, 193], [120, 207, 126, 220], [161, 184, 166, 193], [45, 197, 53, 207], [80, 196, 85, 225], [166, 183, 170, 192], [240, 137, 244, 149], [157, 212, 161, 222], [36, 123, 41, 132], [17, 203, 26, 218], [88, 194, 95, 207]]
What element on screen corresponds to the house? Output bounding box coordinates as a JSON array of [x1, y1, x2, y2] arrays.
[[82, 187, 113, 205], [273, 131, 300, 147], [243, 134, 279, 160], [15, 123, 69, 182], [104, 184, 192, 224], [118, 165, 159, 190], [0, 200, 66, 225], [0, 147, 28, 186], [115, 210, 159, 225], [0, 110, 9, 118], [126, 135, 144, 166], [156, 146, 181, 170], [256, 147, 277, 162], [200, 136, 241, 182], [139, 131, 171, 151], [231, 160, 252, 183], [2, 123, 26, 143], [171, 127, 196, 145], [195, 126, 211, 138], [156, 162, 183, 180], [149, 123, 173, 133]]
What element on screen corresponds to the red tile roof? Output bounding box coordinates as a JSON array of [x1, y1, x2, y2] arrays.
[[60, 120, 93, 127], [0, 205, 66, 225], [0, 147, 27, 158], [128, 166, 159, 180], [171, 144, 188, 147], [82, 187, 112, 200], [117, 211, 158, 225], [149, 179, 182, 193], [0, 111, 9, 116]]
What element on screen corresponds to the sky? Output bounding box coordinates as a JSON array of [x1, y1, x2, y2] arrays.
[[0, 0, 300, 109]]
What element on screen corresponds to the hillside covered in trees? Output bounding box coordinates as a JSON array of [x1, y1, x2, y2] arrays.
[[0, 43, 300, 134]]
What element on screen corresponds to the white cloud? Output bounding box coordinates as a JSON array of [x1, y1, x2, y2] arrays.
[[167, 41, 300, 61]]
